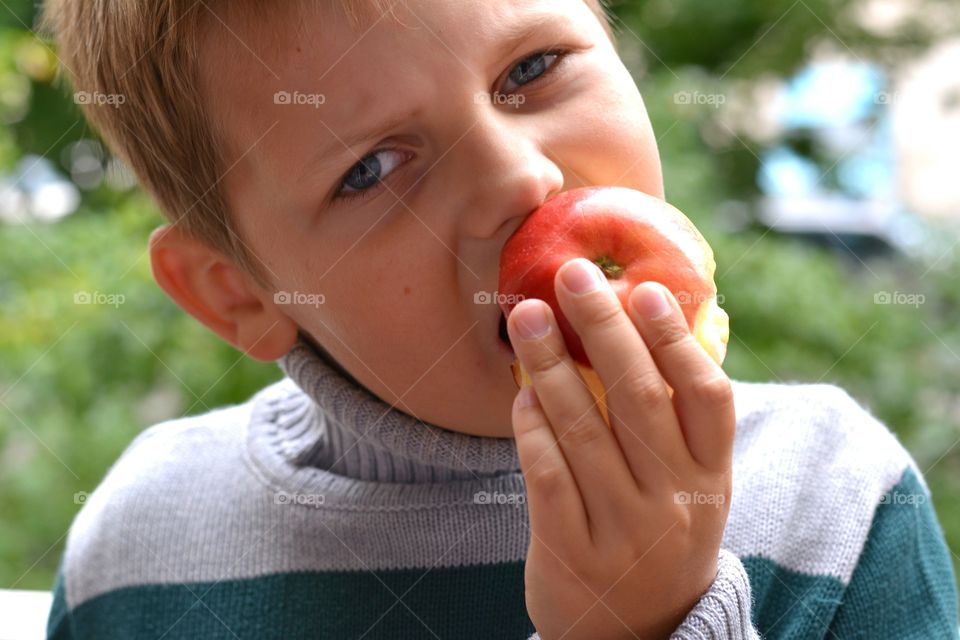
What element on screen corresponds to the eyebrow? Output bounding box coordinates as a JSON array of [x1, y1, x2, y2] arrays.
[[496, 11, 576, 63], [296, 10, 576, 189]]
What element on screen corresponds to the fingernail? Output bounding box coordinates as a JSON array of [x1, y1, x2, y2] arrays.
[[515, 301, 551, 340], [560, 258, 605, 296], [634, 283, 671, 320]]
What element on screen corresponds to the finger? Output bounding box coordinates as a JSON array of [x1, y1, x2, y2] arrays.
[[511, 385, 590, 550], [554, 258, 691, 488], [507, 297, 639, 532], [627, 282, 736, 472]]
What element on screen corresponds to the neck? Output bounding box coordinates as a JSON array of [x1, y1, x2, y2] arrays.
[[272, 331, 522, 483]]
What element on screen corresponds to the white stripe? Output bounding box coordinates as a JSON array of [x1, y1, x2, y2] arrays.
[[722, 380, 918, 584]]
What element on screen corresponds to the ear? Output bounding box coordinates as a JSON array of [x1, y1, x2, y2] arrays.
[[148, 224, 299, 361]]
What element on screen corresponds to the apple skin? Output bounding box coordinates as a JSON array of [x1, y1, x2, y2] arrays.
[[498, 186, 726, 367], [498, 186, 729, 423]]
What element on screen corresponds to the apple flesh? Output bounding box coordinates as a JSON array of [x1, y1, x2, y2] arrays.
[[498, 186, 729, 425]]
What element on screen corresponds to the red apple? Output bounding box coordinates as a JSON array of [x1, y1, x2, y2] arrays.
[[497, 186, 729, 425]]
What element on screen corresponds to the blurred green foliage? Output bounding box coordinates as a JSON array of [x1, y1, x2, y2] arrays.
[[1, 0, 959, 593]]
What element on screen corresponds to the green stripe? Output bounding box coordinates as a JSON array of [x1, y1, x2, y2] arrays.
[[740, 466, 959, 639], [57, 554, 848, 639], [741, 555, 843, 637], [827, 466, 959, 639], [54, 561, 534, 640], [49, 467, 959, 639], [47, 565, 73, 639]]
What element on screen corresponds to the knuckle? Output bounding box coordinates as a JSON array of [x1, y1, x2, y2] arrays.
[[671, 502, 696, 533], [647, 321, 692, 353], [522, 339, 567, 375], [556, 413, 607, 448], [605, 537, 639, 564], [512, 406, 542, 438], [622, 370, 670, 408], [691, 374, 733, 407], [577, 296, 624, 332], [576, 544, 610, 580], [574, 561, 601, 585], [524, 464, 568, 496]]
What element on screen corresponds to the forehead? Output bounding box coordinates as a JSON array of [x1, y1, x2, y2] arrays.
[[197, 0, 592, 200]]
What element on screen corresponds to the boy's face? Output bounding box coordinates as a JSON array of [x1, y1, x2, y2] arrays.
[[199, 0, 663, 437]]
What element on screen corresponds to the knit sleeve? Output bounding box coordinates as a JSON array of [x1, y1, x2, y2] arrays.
[[526, 548, 760, 640], [825, 466, 959, 638], [669, 548, 760, 639]]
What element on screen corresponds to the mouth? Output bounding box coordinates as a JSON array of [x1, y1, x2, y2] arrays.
[[497, 311, 514, 355]]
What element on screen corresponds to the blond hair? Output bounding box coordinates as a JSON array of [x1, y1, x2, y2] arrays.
[[37, 1, 616, 290]]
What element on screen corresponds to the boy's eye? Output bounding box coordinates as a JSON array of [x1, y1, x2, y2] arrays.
[[329, 49, 567, 206], [501, 51, 562, 93], [337, 148, 408, 199]]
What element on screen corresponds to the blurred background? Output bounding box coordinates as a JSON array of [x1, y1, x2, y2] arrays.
[[1, 0, 959, 595]]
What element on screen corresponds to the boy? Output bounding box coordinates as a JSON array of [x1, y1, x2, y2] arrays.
[[39, 0, 958, 638]]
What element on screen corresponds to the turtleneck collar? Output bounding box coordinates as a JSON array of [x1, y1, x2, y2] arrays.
[[269, 331, 522, 483]]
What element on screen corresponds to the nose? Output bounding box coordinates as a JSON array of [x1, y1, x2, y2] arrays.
[[456, 116, 565, 239]]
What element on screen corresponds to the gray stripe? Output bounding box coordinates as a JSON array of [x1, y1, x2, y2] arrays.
[[64, 395, 532, 609], [61, 375, 919, 609]]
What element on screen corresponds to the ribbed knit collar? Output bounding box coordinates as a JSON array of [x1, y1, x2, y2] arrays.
[[270, 331, 522, 483]]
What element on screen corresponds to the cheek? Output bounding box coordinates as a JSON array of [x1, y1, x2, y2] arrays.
[[560, 93, 662, 196], [584, 61, 664, 196], [292, 240, 451, 333]]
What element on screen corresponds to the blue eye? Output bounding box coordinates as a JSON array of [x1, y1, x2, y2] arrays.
[[502, 51, 563, 93], [337, 148, 407, 200]]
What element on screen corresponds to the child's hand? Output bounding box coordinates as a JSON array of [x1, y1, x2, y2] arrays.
[[506, 258, 735, 640]]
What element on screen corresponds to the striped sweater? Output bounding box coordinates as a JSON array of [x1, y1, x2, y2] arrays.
[[46, 334, 959, 639]]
